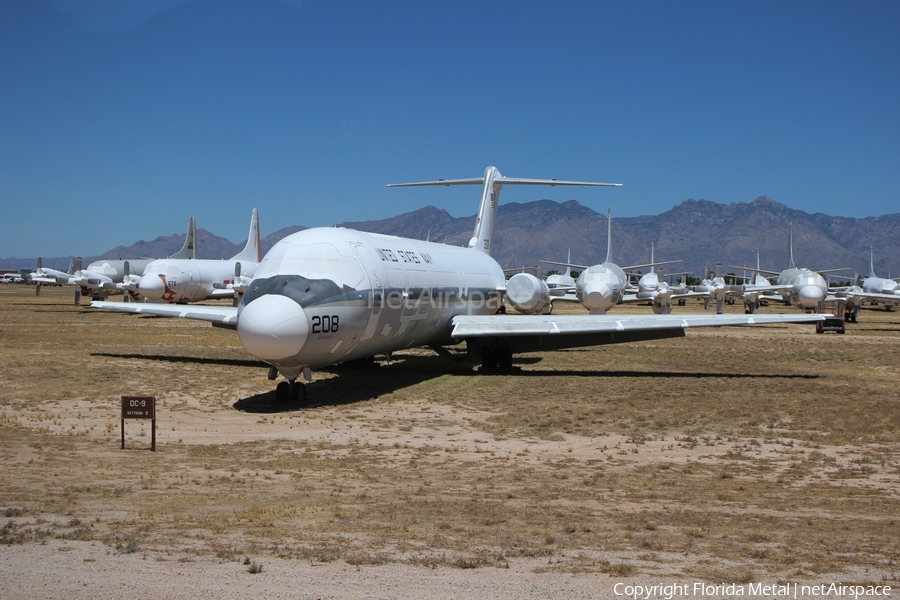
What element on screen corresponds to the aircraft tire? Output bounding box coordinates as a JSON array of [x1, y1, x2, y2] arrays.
[[275, 381, 290, 401], [290, 382, 305, 403]]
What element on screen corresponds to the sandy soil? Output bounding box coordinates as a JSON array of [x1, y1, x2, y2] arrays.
[[2, 286, 899, 599]]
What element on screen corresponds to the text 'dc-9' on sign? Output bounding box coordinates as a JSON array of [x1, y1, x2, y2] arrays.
[[121, 395, 155, 419]]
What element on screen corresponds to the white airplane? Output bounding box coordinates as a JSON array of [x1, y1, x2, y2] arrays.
[[30, 257, 77, 295], [726, 250, 791, 314], [30, 218, 197, 303], [730, 223, 847, 312], [829, 249, 898, 321], [859, 247, 898, 306], [620, 244, 690, 314], [541, 212, 680, 314], [92, 166, 825, 403], [82, 215, 197, 302], [545, 250, 577, 293], [136, 209, 261, 304]]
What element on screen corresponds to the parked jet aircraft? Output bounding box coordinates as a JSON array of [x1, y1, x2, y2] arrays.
[[859, 247, 898, 307], [542, 212, 679, 314], [136, 209, 260, 304], [92, 166, 825, 403], [730, 224, 847, 312], [829, 249, 898, 321]]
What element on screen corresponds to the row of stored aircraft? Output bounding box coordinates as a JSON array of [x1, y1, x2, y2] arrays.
[[90, 166, 831, 403], [30, 210, 262, 306], [512, 215, 896, 319]]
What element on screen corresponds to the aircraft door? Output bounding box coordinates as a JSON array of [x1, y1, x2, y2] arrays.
[[353, 244, 383, 341]]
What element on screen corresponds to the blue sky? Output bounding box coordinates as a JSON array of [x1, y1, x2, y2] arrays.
[[2, 0, 898, 258]]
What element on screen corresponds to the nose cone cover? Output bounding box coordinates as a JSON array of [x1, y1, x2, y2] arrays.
[[579, 282, 613, 313], [238, 295, 309, 361], [797, 285, 824, 308], [138, 273, 166, 301]]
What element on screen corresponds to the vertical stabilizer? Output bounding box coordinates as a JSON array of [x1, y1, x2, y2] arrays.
[[231, 209, 261, 263], [469, 166, 503, 254], [564, 249, 571, 278], [170, 216, 197, 260], [788, 222, 796, 269], [869, 247, 877, 278], [387, 166, 621, 257], [604, 209, 613, 264]]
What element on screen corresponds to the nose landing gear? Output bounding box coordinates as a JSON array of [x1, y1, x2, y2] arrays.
[[275, 380, 306, 403], [268, 366, 310, 404]]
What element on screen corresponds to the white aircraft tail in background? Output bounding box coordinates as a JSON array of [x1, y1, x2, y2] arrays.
[[136, 209, 261, 304]]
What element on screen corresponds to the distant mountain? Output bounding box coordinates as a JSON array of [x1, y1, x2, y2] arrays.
[[4, 198, 898, 279]]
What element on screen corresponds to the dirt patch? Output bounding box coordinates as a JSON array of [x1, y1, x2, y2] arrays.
[[2, 286, 899, 597]]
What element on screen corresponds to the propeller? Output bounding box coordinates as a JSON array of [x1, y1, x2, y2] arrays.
[[35, 257, 42, 296], [231, 262, 243, 307]]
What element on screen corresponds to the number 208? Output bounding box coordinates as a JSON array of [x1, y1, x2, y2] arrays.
[[311, 315, 339, 333]]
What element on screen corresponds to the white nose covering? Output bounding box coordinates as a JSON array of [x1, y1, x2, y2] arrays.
[[797, 285, 824, 307], [238, 295, 309, 361], [579, 282, 613, 314], [139, 273, 166, 301]]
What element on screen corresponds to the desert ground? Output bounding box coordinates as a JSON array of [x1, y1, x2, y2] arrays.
[[1, 285, 898, 599]]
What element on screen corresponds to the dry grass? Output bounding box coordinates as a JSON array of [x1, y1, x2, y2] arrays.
[[1, 285, 899, 582]]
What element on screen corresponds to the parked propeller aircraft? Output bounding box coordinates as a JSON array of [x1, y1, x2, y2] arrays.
[[85, 215, 198, 301], [730, 224, 847, 312], [92, 166, 825, 403], [30, 257, 77, 292], [30, 218, 197, 304], [136, 209, 261, 305]]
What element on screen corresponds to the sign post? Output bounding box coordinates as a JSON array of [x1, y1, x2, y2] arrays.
[[120, 395, 156, 451]]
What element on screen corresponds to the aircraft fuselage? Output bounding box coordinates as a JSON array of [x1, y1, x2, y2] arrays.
[[776, 268, 827, 309], [236, 227, 506, 379]]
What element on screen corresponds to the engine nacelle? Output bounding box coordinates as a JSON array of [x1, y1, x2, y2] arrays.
[[506, 272, 551, 314]]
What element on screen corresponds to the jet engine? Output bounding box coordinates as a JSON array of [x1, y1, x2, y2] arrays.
[[506, 272, 551, 314]]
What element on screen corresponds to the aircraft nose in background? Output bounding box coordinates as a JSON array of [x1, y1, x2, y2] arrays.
[[237, 295, 309, 361], [138, 273, 166, 301], [797, 285, 824, 308], [579, 282, 614, 314]]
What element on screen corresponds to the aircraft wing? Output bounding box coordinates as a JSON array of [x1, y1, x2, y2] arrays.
[[91, 301, 238, 327], [452, 312, 822, 336]]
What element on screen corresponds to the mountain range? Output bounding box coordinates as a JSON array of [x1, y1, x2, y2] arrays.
[[5, 197, 898, 281]]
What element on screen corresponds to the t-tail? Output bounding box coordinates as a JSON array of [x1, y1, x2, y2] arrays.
[[387, 166, 621, 256]]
